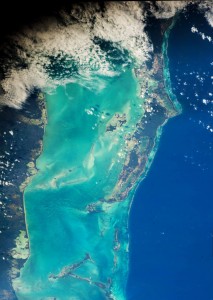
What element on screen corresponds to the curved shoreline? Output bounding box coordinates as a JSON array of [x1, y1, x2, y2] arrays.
[[126, 15, 182, 297], [0, 90, 46, 299], [11, 93, 47, 293], [162, 16, 182, 114], [13, 16, 182, 300]]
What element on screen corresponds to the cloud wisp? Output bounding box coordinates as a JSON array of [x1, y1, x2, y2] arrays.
[[0, 1, 212, 109]]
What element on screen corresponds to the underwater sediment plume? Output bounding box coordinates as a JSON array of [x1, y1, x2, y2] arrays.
[[0, 1, 212, 299]]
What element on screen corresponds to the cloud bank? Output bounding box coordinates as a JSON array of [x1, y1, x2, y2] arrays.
[[150, 1, 189, 19], [0, 2, 151, 109], [0, 1, 212, 109]]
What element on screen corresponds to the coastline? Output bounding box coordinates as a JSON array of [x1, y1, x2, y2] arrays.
[[128, 14, 183, 209], [12, 92, 46, 276], [11, 93, 47, 288], [126, 15, 183, 296], [0, 91, 46, 299], [162, 16, 182, 114], [12, 15, 182, 300], [107, 17, 183, 299], [127, 6, 213, 298]]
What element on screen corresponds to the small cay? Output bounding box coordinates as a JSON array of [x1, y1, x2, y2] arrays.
[[13, 18, 180, 300]]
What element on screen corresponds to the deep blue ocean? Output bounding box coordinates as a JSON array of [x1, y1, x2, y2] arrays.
[[127, 9, 213, 300]]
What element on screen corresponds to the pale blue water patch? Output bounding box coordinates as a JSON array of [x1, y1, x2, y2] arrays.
[[12, 15, 182, 299], [14, 67, 143, 300]]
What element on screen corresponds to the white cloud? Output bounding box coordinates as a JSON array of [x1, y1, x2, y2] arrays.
[[0, 1, 213, 109], [191, 26, 199, 33], [191, 25, 212, 42], [199, 1, 213, 27], [150, 1, 189, 19], [0, 2, 152, 109]]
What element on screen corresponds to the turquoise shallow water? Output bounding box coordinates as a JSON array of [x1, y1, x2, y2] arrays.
[[14, 68, 144, 300], [13, 15, 179, 299]]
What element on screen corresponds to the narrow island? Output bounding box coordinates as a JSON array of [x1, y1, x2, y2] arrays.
[[0, 2, 187, 300], [13, 17, 180, 300]]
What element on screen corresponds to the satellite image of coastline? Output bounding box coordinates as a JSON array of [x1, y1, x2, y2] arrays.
[[0, 1, 212, 300]]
